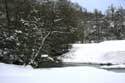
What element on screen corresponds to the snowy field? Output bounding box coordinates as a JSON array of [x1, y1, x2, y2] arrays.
[[0, 63, 125, 83], [64, 40, 125, 65], [1, 40, 125, 83]]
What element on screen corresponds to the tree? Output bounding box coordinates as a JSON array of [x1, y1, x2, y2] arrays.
[[0, 0, 80, 67], [105, 5, 125, 40], [86, 9, 103, 43], [114, 6, 125, 39]]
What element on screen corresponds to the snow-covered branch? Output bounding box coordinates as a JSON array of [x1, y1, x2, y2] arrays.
[[30, 32, 51, 64]]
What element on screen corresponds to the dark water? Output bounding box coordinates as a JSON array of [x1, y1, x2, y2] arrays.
[[103, 68, 125, 73], [63, 62, 125, 73]]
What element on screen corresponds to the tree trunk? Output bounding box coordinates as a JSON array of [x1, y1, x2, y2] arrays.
[[4, 0, 10, 26]]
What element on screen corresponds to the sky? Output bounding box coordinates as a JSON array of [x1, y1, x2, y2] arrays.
[[71, 0, 125, 13]]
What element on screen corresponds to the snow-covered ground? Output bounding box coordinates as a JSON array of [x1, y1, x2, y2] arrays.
[[0, 63, 125, 83], [1, 40, 125, 83], [64, 40, 125, 65]]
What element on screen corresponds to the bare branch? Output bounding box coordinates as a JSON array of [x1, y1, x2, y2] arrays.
[[30, 32, 51, 64], [51, 31, 70, 34]]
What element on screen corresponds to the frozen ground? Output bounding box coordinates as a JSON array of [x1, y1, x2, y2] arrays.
[[64, 40, 125, 65], [0, 63, 125, 83]]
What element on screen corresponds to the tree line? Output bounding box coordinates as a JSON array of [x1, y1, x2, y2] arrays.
[[77, 5, 125, 43], [0, 0, 125, 67]]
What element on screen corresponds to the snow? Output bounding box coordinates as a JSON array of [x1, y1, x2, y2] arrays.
[[15, 30, 22, 33], [101, 64, 125, 69], [0, 63, 125, 83], [1, 40, 125, 83], [64, 40, 125, 64], [41, 55, 54, 61], [41, 54, 48, 57]]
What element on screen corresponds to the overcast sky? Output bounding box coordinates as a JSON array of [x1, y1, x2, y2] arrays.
[[71, 0, 125, 13]]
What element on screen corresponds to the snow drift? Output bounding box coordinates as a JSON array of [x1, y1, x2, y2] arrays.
[[64, 40, 125, 64], [1, 63, 125, 83]]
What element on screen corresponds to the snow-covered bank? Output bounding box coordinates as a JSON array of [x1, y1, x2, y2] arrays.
[[101, 64, 125, 69], [64, 40, 125, 64], [0, 63, 125, 83]]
